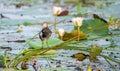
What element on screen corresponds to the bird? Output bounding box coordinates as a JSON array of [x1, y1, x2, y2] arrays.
[[39, 23, 52, 48]]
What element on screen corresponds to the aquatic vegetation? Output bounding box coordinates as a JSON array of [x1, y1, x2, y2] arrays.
[[0, 0, 120, 71], [8, 15, 120, 71], [52, 6, 62, 30], [72, 17, 84, 41], [23, 22, 31, 26], [71, 53, 88, 61], [10, 28, 120, 70], [26, 38, 62, 49]]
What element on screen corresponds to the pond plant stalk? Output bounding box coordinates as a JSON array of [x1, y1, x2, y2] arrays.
[[78, 26, 80, 42], [54, 16, 57, 30], [52, 6, 62, 30], [72, 17, 83, 42]]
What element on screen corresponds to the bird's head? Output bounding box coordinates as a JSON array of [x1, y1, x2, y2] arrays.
[[42, 22, 48, 28]]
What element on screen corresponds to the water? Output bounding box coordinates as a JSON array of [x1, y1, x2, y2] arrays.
[[0, 0, 120, 71]]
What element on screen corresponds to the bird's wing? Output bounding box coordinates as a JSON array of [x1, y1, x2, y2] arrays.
[[39, 30, 43, 40], [47, 28, 52, 34]]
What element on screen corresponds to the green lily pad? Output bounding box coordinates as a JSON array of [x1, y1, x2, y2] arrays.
[[57, 30, 87, 41], [26, 38, 63, 49], [74, 19, 108, 36]]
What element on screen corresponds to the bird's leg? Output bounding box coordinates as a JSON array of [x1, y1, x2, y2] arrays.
[[46, 40, 49, 48], [42, 41, 43, 49]]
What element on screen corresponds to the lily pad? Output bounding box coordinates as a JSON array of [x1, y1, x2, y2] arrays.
[[26, 38, 63, 49], [74, 19, 108, 36]]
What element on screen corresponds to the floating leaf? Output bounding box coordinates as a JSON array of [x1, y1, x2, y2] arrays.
[[70, 30, 86, 39], [26, 38, 63, 49], [71, 53, 88, 61], [58, 30, 87, 41], [74, 19, 108, 36]]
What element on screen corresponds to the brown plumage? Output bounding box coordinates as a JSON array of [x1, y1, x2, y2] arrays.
[[39, 27, 52, 41]]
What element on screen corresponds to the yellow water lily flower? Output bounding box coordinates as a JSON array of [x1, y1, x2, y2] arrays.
[[52, 6, 62, 16], [72, 17, 84, 27]]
